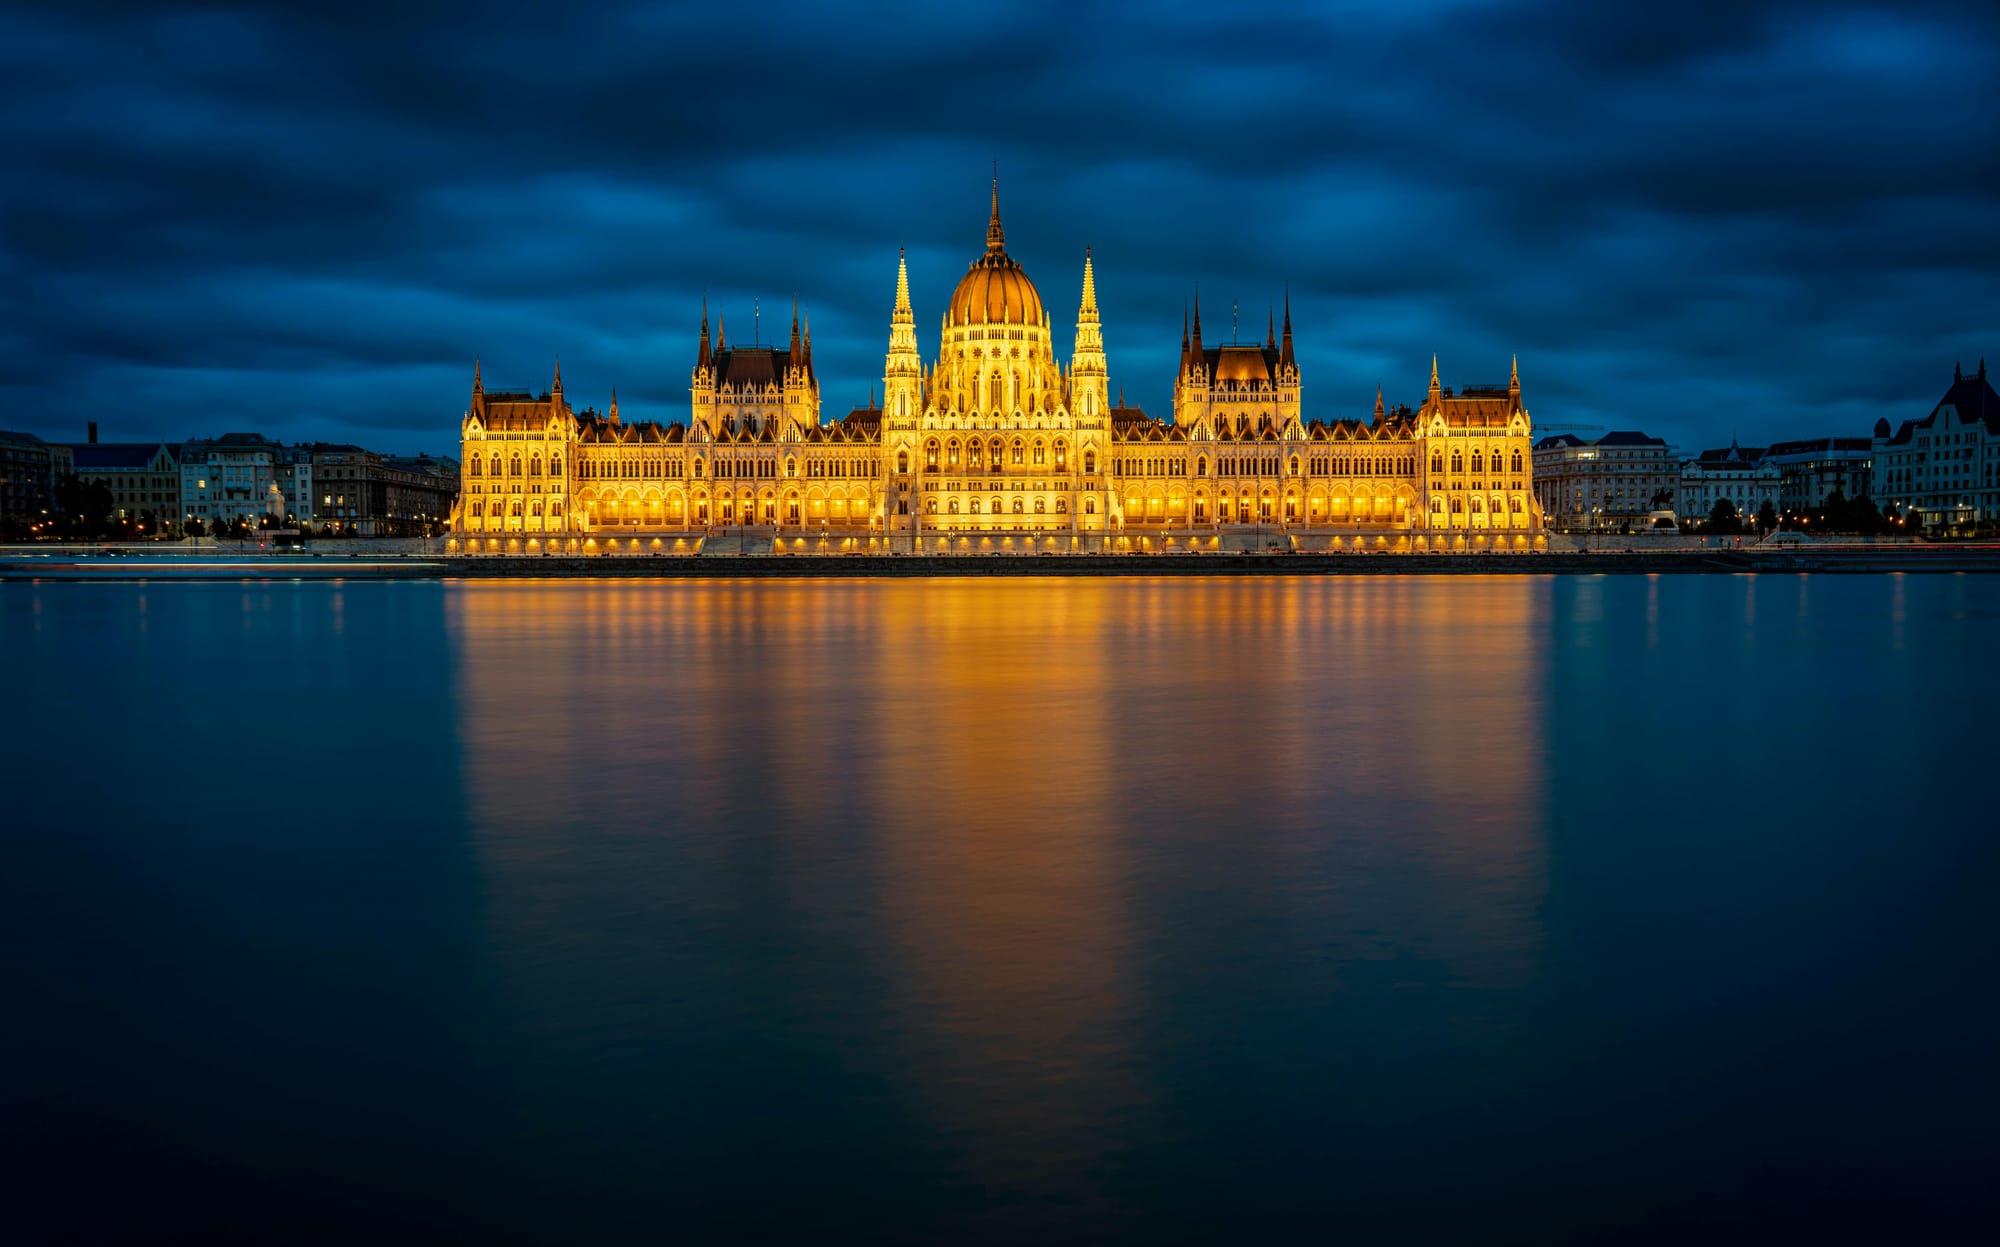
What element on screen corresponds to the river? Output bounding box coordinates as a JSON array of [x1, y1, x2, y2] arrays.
[[8, 574, 1996, 1241]]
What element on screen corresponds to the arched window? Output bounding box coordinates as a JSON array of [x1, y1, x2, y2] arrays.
[[1034, 497, 1046, 513], [1033, 440, 1046, 465], [470, 501, 483, 516], [510, 499, 522, 516], [1451, 496, 1464, 513], [786, 459, 797, 478], [693, 459, 705, 477], [1511, 450, 1523, 473], [926, 498, 938, 514], [509, 455, 522, 477], [1056, 497, 1068, 513], [551, 501, 563, 516], [489, 455, 501, 478], [990, 496, 1001, 515], [1450, 451, 1463, 473], [469, 459, 483, 477], [530, 499, 544, 516], [529, 456, 542, 476], [551, 456, 562, 476], [1012, 438, 1024, 465], [1012, 497, 1024, 513], [947, 439, 960, 469], [1196, 456, 1208, 476], [1471, 451, 1484, 474], [969, 497, 980, 514], [1288, 455, 1300, 476], [990, 438, 1004, 466], [1054, 439, 1069, 470], [897, 451, 909, 473], [1084, 496, 1096, 514], [969, 440, 983, 470], [1084, 450, 1096, 473]]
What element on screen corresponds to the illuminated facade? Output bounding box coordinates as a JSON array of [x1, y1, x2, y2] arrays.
[[454, 183, 1542, 548]]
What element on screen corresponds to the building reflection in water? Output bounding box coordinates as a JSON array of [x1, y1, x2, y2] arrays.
[[448, 576, 1550, 1223]]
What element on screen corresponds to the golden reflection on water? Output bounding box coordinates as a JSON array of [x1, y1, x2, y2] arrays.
[[449, 576, 1551, 1184]]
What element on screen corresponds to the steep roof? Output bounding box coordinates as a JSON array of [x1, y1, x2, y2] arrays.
[[69, 443, 178, 470], [1884, 366, 2000, 445]]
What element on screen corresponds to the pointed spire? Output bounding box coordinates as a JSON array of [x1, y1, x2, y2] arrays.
[[1180, 303, 1190, 374], [789, 293, 802, 367], [1429, 354, 1441, 395], [697, 295, 712, 370], [986, 167, 1006, 254], [894, 247, 912, 318], [1955, 360, 1962, 382], [1375, 384, 1385, 421], [1279, 288, 1295, 374], [802, 311, 812, 370], [1118, 384, 1126, 407], [1079, 247, 1097, 315], [472, 358, 482, 395], [1510, 353, 1520, 393], [552, 357, 563, 395], [1190, 288, 1204, 362], [1267, 305, 1275, 350], [609, 385, 620, 425], [717, 314, 727, 352], [1981, 357, 1988, 381]]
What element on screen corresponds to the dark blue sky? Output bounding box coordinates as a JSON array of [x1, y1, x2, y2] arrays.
[[4, 0, 1995, 456]]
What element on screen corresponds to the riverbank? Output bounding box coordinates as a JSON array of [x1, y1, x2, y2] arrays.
[[7, 546, 2000, 580]]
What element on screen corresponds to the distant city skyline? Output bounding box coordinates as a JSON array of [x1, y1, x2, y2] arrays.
[[3, 0, 1995, 457]]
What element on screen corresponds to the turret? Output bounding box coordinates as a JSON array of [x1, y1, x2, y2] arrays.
[[1071, 248, 1107, 419], [1189, 290, 1204, 369], [788, 295, 803, 372], [1279, 290, 1295, 377]]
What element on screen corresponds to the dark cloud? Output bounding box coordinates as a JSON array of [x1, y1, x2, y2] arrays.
[[2, 0, 1995, 454]]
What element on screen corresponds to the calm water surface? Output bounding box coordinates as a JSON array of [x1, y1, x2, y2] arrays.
[[8, 575, 1997, 1241]]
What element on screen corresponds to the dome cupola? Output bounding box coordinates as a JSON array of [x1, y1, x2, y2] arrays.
[[946, 177, 1045, 328]]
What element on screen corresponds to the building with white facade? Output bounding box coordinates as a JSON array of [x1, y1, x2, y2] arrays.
[[1532, 430, 1676, 532], [1680, 440, 1780, 526], [1873, 361, 2000, 532]]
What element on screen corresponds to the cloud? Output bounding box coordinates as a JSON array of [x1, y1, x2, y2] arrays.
[[1, 0, 1995, 454]]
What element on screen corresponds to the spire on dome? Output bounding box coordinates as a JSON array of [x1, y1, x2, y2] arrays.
[[986, 167, 1005, 254]]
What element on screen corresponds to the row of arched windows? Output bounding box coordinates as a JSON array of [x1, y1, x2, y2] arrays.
[[469, 454, 564, 478], [925, 496, 1071, 515], [922, 437, 1072, 472], [1434, 449, 1525, 474]]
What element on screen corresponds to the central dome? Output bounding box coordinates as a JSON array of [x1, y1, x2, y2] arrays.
[[946, 180, 1044, 328]]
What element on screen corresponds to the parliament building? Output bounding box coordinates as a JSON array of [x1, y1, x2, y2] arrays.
[[452, 182, 1542, 551]]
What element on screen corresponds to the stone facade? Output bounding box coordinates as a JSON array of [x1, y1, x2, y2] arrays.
[[455, 183, 1542, 549]]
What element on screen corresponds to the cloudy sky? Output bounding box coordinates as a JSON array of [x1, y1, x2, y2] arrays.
[[4, 0, 1995, 455]]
